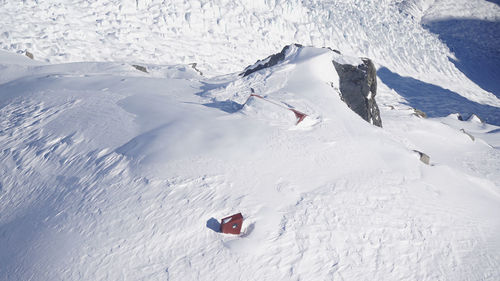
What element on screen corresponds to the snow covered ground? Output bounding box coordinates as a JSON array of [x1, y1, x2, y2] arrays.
[[1, 0, 499, 280]]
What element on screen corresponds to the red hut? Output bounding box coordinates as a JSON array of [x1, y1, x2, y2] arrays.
[[220, 213, 243, 235]]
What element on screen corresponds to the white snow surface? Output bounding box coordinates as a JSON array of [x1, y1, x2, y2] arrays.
[[1, 0, 500, 280]]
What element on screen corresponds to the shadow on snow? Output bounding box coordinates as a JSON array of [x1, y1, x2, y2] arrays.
[[378, 67, 500, 125], [485, 0, 500, 6], [206, 217, 221, 233], [423, 19, 500, 97], [195, 81, 246, 113]]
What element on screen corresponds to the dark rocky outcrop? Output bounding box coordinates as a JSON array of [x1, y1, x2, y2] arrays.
[[132, 64, 148, 73], [25, 50, 34, 59], [332, 58, 382, 127], [327, 47, 342, 55], [189, 63, 203, 76], [241, 44, 382, 127], [412, 108, 427, 118], [241, 44, 302, 77], [413, 150, 430, 165], [449, 113, 464, 121]]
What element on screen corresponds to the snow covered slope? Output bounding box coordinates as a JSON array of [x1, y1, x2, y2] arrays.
[[1, 45, 500, 280], [1, 0, 500, 280]]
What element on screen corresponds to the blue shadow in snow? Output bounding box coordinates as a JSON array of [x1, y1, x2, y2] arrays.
[[203, 100, 243, 113], [206, 217, 221, 233], [424, 19, 500, 97], [194, 81, 246, 114], [181, 100, 243, 114], [378, 67, 500, 125], [485, 0, 500, 6]]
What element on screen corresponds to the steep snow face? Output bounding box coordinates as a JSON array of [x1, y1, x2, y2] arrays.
[[1, 49, 500, 281], [1, 0, 498, 107]]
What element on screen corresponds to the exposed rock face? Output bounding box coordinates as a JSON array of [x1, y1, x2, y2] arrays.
[[25, 50, 34, 59], [332, 58, 382, 127], [189, 63, 203, 76], [413, 150, 430, 165], [241, 44, 302, 77], [132, 64, 148, 73]]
